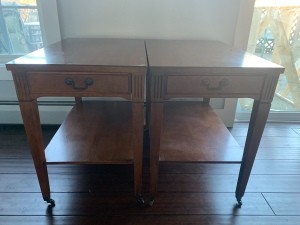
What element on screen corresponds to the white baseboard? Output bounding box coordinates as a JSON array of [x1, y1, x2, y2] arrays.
[[0, 98, 237, 126], [0, 104, 72, 125], [236, 112, 300, 123]]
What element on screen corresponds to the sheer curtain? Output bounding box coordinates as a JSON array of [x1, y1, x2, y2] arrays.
[[240, 0, 300, 113]]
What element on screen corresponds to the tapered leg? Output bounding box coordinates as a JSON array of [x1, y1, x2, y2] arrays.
[[235, 100, 271, 206], [132, 102, 144, 204], [149, 102, 164, 205], [19, 100, 54, 206]]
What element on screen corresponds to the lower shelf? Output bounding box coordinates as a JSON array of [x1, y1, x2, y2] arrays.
[[45, 101, 135, 164], [159, 101, 243, 163]]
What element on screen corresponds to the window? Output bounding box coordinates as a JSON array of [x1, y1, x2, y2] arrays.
[[0, 0, 62, 124], [0, 0, 42, 54], [236, 0, 300, 121], [0, 0, 60, 80]]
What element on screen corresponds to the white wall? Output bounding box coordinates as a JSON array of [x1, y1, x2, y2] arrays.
[[57, 0, 242, 46]]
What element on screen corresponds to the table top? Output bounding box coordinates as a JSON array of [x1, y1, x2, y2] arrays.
[[145, 39, 284, 71], [6, 38, 147, 70]]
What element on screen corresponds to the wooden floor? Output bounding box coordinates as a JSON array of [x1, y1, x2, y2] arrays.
[[0, 122, 300, 224]]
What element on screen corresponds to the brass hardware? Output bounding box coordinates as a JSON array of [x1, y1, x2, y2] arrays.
[[201, 78, 229, 91], [64, 77, 94, 90]]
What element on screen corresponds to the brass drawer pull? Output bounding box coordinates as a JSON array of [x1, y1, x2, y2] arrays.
[[201, 78, 229, 91], [64, 77, 94, 90]]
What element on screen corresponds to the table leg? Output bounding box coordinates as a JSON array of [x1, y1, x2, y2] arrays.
[[149, 102, 164, 206], [19, 100, 54, 206], [235, 100, 271, 206], [132, 102, 144, 205]]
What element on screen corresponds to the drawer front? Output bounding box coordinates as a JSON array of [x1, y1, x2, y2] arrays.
[[27, 72, 131, 97], [165, 74, 265, 98]]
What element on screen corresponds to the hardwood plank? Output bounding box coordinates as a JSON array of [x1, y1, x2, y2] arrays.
[[132, 192, 272, 215], [0, 216, 117, 225], [231, 127, 300, 137], [0, 158, 35, 173], [263, 193, 300, 215], [159, 163, 241, 175], [0, 192, 273, 216], [0, 215, 299, 225], [0, 159, 136, 174], [0, 146, 31, 158], [1, 157, 299, 175], [251, 160, 300, 174], [256, 147, 300, 160], [122, 215, 300, 225], [0, 172, 134, 193], [2, 173, 299, 193], [0, 125, 26, 134], [232, 122, 300, 129], [0, 125, 57, 159], [0, 193, 136, 216], [159, 160, 300, 175], [156, 174, 237, 192], [234, 136, 300, 148], [0, 134, 28, 146], [247, 175, 300, 192], [156, 174, 300, 193], [0, 126, 57, 147]]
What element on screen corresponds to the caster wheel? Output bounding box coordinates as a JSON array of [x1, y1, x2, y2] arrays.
[[237, 200, 242, 207], [148, 198, 155, 207], [44, 197, 55, 207], [136, 196, 145, 206]]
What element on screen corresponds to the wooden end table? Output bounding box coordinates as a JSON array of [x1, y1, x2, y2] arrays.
[[145, 39, 284, 206], [6, 38, 147, 206]]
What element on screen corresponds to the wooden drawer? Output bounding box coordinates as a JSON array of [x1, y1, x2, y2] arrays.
[[27, 72, 132, 97], [165, 74, 265, 98]]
